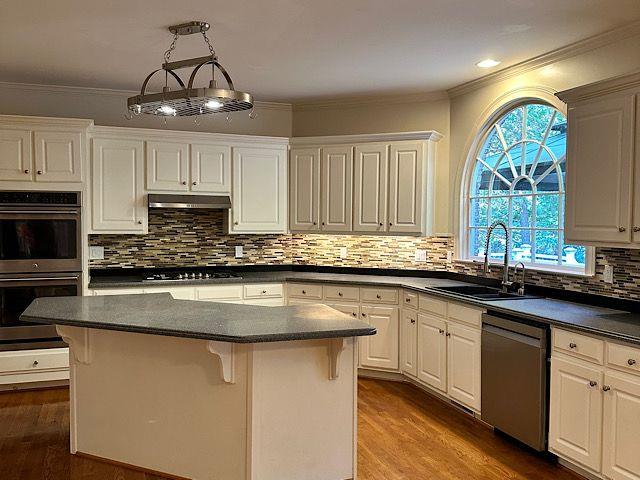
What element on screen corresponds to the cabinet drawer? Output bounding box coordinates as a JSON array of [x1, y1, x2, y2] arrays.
[[196, 285, 243, 302], [607, 341, 640, 374], [553, 328, 604, 364], [244, 283, 283, 299], [324, 285, 359, 302], [402, 291, 418, 309], [361, 287, 399, 305], [418, 294, 446, 317], [447, 302, 483, 328], [0, 348, 69, 374], [287, 283, 323, 300], [327, 303, 360, 319]]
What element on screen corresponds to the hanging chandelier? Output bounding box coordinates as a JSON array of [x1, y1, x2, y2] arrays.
[[127, 21, 254, 118]]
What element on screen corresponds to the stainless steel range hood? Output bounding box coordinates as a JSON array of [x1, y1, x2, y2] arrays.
[[148, 194, 231, 209]]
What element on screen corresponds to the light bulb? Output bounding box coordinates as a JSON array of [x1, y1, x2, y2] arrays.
[[157, 105, 177, 116], [476, 59, 501, 68], [205, 100, 224, 109]]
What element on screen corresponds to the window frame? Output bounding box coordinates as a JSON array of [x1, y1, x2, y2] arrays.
[[459, 99, 595, 276]]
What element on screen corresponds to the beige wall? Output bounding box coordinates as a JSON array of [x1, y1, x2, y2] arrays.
[[292, 95, 451, 233], [0, 82, 292, 137]]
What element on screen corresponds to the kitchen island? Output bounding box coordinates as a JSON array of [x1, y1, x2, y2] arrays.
[[21, 293, 375, 480]]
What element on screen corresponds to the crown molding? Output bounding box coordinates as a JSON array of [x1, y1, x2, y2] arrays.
[[0, 81, 292, 112], [0, 114, 93, 129], [292, 91, 448, 111], [290, 130, 443, 146], [448, 20, 640, 98], [556, 69, 640, 102]]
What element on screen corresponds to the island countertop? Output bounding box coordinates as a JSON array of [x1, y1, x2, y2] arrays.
[[21, 293, 376, 343]]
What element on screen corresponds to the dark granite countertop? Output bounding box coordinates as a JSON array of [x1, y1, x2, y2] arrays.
[[21, 294, 376, 343], [88, 269, 640, 346]]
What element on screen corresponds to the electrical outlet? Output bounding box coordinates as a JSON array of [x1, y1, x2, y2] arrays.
[[414, 249, 427, 262], [603, 264, 614, 284], [446, 251, 453, 263], [235, 246, 243, 259], [89, 246, 104, 260], [339, 247, 348, 259]]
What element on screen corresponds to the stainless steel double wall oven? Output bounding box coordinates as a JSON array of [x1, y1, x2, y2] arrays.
[[0, 191, 82, 351]]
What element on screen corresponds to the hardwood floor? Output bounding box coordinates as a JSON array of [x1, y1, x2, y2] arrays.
[[0, 379, 582, 480]]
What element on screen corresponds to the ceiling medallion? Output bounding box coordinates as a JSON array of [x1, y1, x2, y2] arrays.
[[127, 21, 255, 119]]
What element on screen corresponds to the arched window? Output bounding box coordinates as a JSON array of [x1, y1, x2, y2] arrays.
[[464, 102, 586, 272]]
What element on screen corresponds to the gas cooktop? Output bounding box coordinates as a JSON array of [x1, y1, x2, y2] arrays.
[[142, 271, 242, 282]]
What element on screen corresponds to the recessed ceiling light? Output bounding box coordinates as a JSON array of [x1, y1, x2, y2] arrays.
[[476, 59, 501, 68]]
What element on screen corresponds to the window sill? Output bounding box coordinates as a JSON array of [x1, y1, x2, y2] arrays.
[[455, 258, 595, 278]]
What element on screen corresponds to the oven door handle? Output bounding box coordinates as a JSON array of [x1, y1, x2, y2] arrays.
[[0, 209, 79, 215], [0, 275, 81, 282]]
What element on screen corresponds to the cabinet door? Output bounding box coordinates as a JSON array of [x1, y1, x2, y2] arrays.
[[34, 131, 82, 182], [400, 308, 418, 377], [0, 129, 33, 181], [91, 138, 146, 233], [146, 141, 189, 191], [321, 146, 353, 232], [417, 313, 447, 392], [359, 305, 399, 370], [327, 303, 360, 320], [388, 141, 424, 234], [290, 148, 320, 231], [232, 147, 287, 233], [602, 371, 640, 480], [353, 143, 388, 232], [549, 356, 603, 472], [447, 321, 481, 411], [565, 94, 634, 244], [190, 144, 231, 193]]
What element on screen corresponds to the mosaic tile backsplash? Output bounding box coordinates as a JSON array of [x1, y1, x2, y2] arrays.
[[89, 210, 640, 301]]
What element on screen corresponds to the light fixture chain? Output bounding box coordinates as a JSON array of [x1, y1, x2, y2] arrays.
[[164, 32, 179, 63], [201, 31, 216, 58]]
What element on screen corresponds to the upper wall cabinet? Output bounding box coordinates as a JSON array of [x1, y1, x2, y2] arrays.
[[191, 143, 231, 193], [0, 116, 91, 188], [231, 146, 288, 233], [146, 141, 190, 191], [289, 132, 442, 236], [557, 73, 640, 248]]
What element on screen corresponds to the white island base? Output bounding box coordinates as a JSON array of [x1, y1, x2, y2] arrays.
[[58, 326, 358, 480]]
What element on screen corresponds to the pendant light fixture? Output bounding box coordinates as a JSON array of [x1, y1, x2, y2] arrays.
[[127, 21, 254, 118]]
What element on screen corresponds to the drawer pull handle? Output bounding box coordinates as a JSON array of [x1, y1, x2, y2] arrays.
[[32, 360, 39, 366], [569, 342, 577, 349], [338, 292, 343, 297], [410, 319, 416, 324], [603, 385, 611, 392], [628, 359, 637, 366], [376, 294, 381, 299], [589, 380, 597, 387]]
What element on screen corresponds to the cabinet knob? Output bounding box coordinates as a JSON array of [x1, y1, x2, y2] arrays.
[[322, 222, 325, 226], [628, 359, 637, 366], [302, 290, 306, 294], [313, 221, 317, 225], [569, 342, 577, 349], [619, 226, 627, 232], [410, 319, 416, 324], [262, 290, 267, 294], [376, 294, 381, 299], [338, 292, 343, 296], [24, 169, 30, 174], [634, 227, 640, 232], [182, 181, 187, 185], [379, 222, 383, 226], [589, 380, 597, 387], [446, 332, 451, 337], [137, 220, 142, 225], [361, 313, 366, 317], [389, 222, 393, 226], [37, 170, 43, 175], [192, 182, 197, 186], [33, 263, 38, 269], [32, 360, 39, 366], [439, 329, 445, 334], [352, 312, 357, 317], [234, 221, 239, 225], [603, 385, 611, 392], [405, 298, 410, 302]]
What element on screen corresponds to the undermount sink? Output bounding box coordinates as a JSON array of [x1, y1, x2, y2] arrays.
[[431, 285, 540, 301]]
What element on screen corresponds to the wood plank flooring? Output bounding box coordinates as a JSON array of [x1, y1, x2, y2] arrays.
[[0, 379, 582, 480]]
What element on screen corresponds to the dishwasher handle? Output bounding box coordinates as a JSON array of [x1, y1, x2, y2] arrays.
[[482, 323, 545, 348]]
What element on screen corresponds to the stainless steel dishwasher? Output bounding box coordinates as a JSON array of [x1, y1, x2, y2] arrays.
[[481, 313, 549, 451]]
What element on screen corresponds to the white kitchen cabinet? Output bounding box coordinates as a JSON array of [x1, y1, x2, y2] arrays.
[[321, 146, 353, 232], [388, 141, 425, 234], [602, 371, 640, 480], [190, 144, 231, 193], [327, 303, 360, 319], [400, 308, 418, 377], [353, 143, 388, 232], [0, 129, 32, 181], [0, 348, 69, 385], [146, 141, 190, 191], [34, 131, 82, 182], [289, 148, 320, 231], [417, 313, 447, 392], [91, 138, 146, 233], [446, 321, 481, 411], [231, 146, 287, 233], [359, 305, 399, 370], [549, 354, 604, 472], [142, 287, 196, 300]]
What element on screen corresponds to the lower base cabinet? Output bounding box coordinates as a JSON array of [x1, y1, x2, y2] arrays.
[[359, 305, 399, 370], [400, 308, 418, 377], [416, 312, 447, 392], [446, 322, 481, 412]]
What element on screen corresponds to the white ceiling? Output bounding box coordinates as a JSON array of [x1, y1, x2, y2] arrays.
[[1, 0, 640, 103]]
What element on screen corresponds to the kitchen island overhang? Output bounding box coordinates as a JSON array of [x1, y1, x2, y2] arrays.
[[22, 294, 375, 480]]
